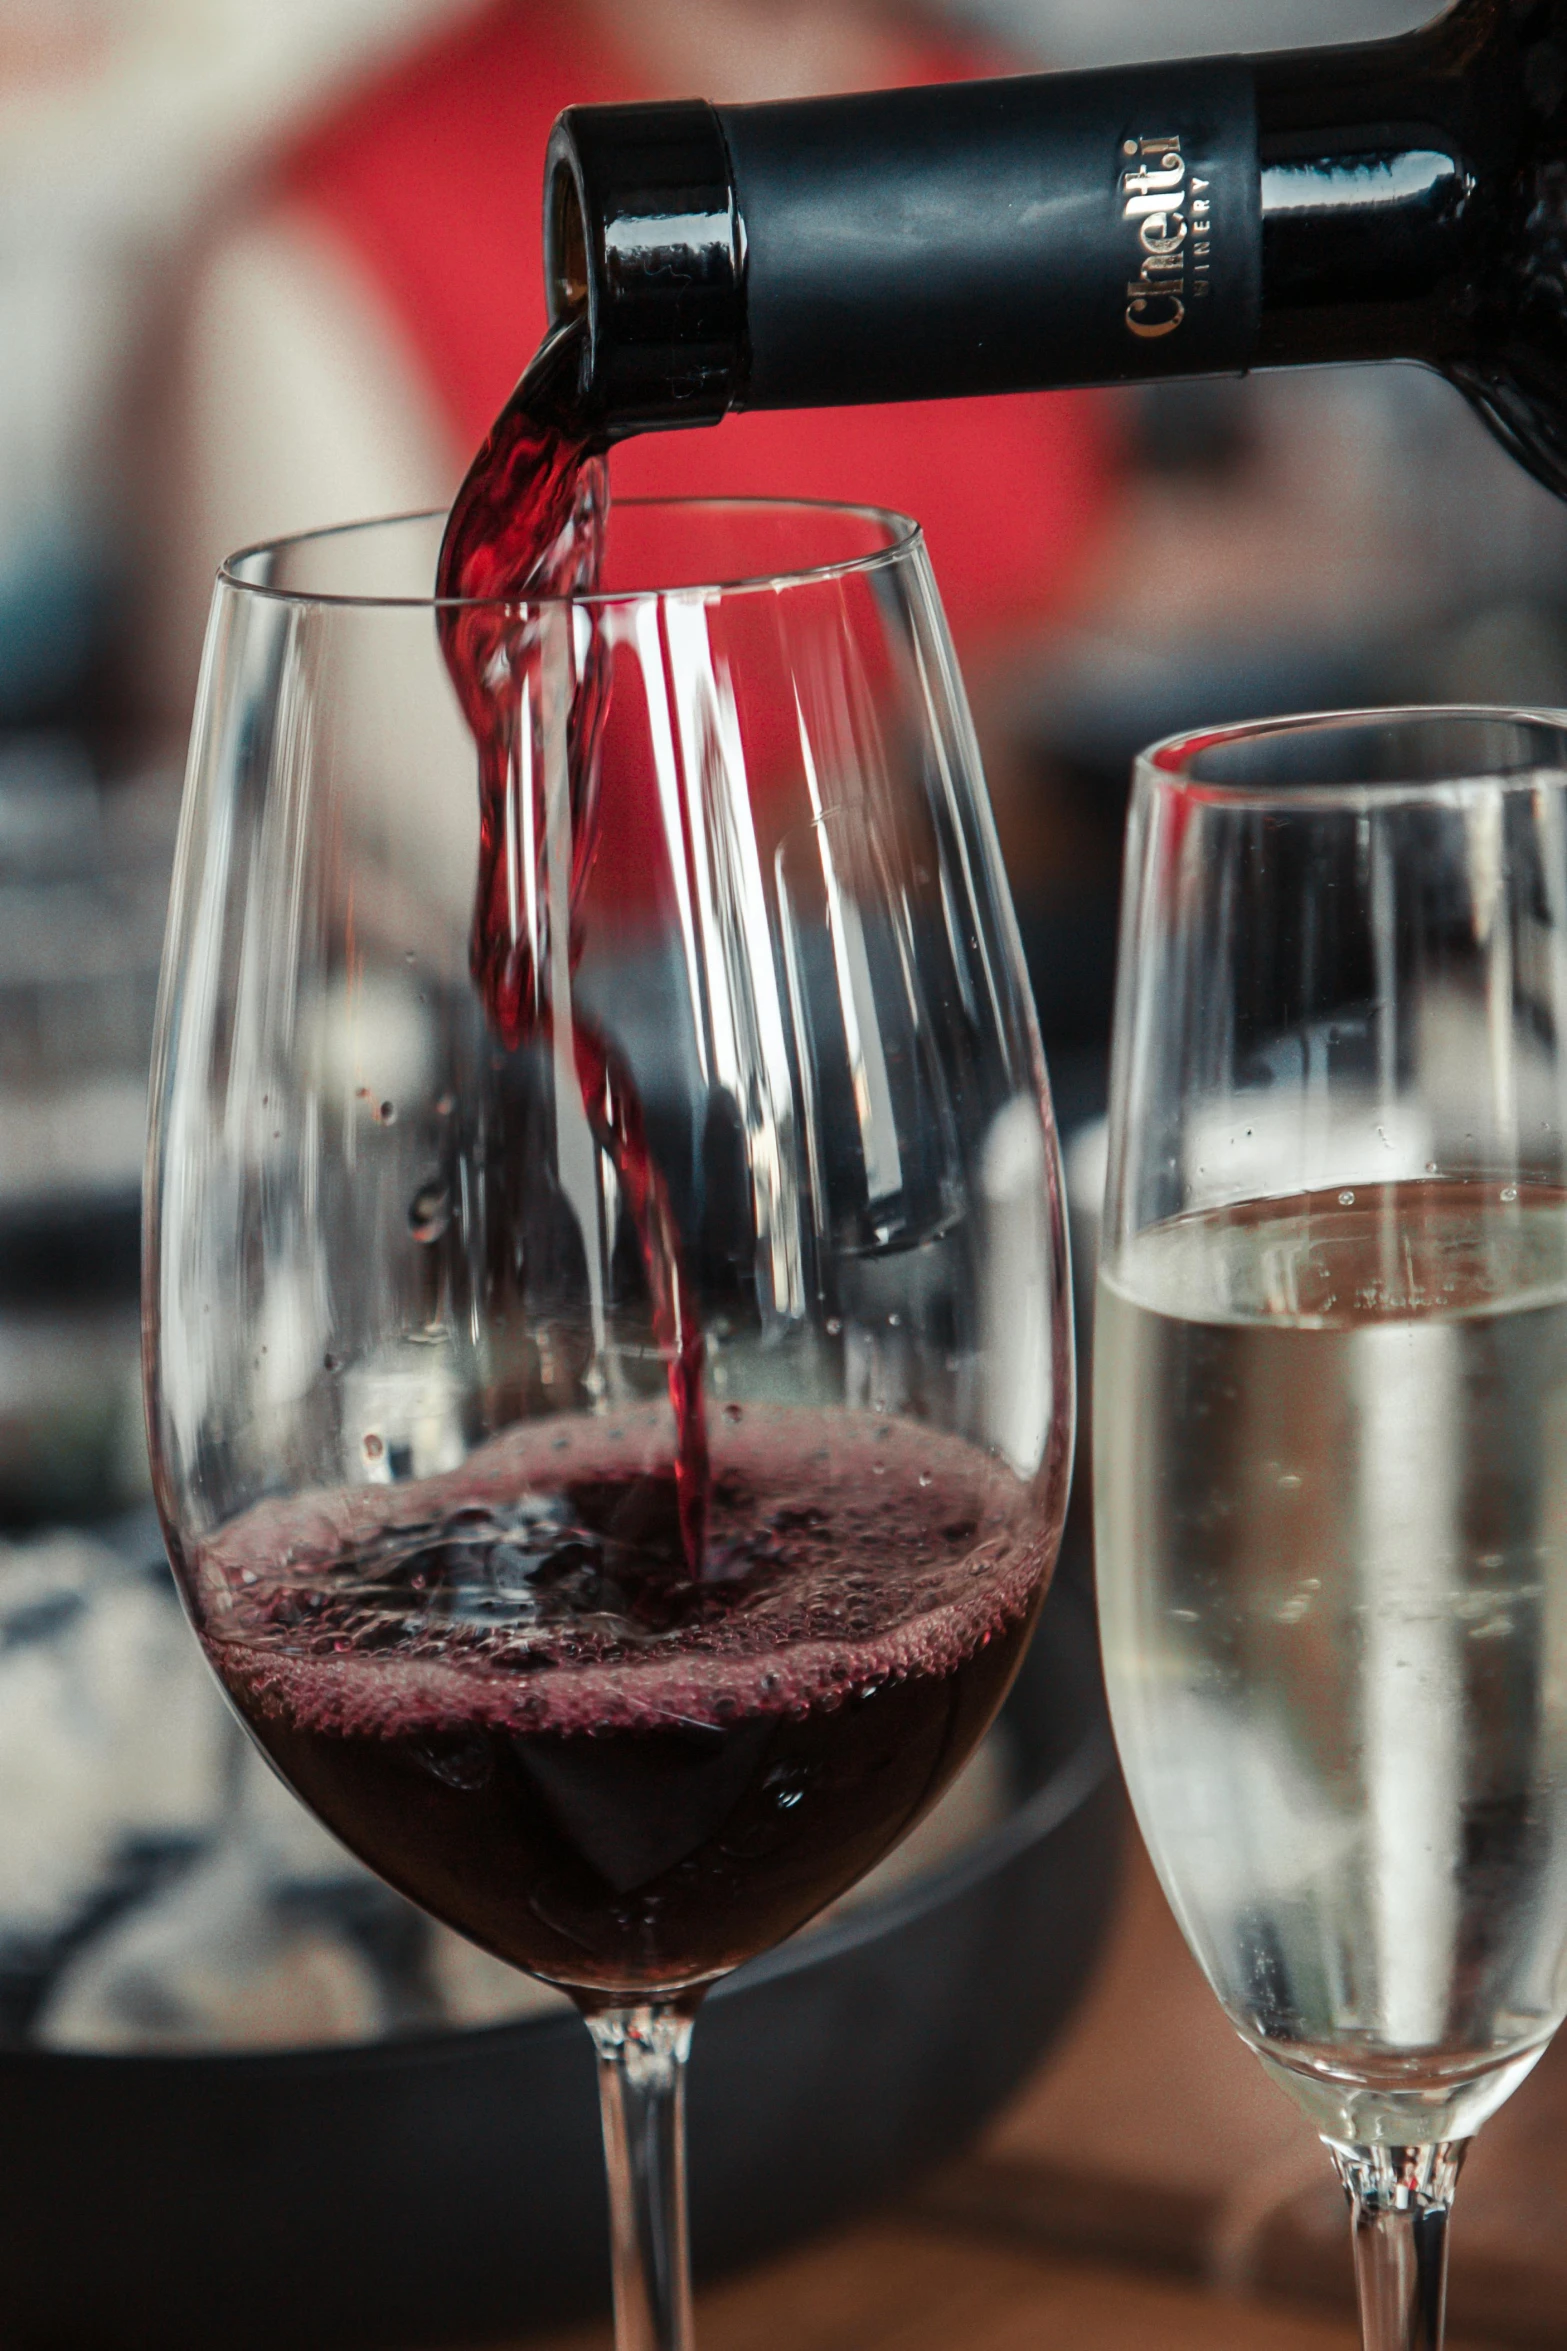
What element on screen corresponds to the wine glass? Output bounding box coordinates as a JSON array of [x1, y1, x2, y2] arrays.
[[1096, 707, 1567, 2351], [145, 500, 1073, 2351]]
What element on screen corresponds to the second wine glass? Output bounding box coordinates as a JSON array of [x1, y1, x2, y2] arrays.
[[1097, 708, 1567, 2351], [145, 500, 1073, 2351]]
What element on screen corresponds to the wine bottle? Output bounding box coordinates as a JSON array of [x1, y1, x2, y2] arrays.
[[541, 0, 1567, 499]]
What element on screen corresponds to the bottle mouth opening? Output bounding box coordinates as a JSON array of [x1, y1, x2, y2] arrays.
[[545, 155, 589, 323]]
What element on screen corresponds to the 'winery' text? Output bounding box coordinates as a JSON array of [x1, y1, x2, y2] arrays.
[[1121, 132, 1215, 341]]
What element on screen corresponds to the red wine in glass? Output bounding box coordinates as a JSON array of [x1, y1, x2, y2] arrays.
[[436, 315, 709, 1570], [192, 1413, 1046, 1997]]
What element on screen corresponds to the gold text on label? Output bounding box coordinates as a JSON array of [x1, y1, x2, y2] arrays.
[[1121, 133, 1214, 343]]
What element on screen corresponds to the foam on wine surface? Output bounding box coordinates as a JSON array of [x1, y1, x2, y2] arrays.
[[191, 1410, 1048, 1995], [1097, 1180, 1567, 2141]]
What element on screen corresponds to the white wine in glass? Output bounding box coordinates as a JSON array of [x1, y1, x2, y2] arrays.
[[1097, 710, 1567, 2351]]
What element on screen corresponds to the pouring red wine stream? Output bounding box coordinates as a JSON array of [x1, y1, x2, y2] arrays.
[[436, 314, 709, 1573]]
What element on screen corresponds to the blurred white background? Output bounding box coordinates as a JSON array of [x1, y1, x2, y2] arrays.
[[952, 0, 1430, 59], [0, 0, 481, 713]]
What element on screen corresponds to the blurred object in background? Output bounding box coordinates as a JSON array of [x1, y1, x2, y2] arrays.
[[1026, 364, 1567, 839], [0, 1514, 565, 2052], [944, 0, 1433, 63], [1001, 357, 1567, 1132], [0, 0, 476, 737], [0, 740, 173, 1522]]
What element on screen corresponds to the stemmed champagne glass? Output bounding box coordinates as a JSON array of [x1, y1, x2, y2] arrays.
[[1097, 708, 1567, 2351], [144, 500, 1072, 2351]]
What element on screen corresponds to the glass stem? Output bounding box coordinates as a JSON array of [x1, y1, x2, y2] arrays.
[[1327, 2142, 1467, 2351], [587, 2002, 699, 2351]]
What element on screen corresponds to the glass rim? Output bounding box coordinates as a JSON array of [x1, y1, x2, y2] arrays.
[[217, 496, 926, 612], [1137, 703, 1567, 808]]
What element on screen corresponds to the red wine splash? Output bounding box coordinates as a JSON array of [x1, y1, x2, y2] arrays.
[[437, 315, 709, 1569], [436, 315, 609, 1046]]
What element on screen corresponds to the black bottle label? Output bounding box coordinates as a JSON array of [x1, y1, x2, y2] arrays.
[[718, 60, 1261, 407]]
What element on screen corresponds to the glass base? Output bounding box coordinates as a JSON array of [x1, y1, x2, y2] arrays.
[[1251, 2035, 1551, 2145]]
